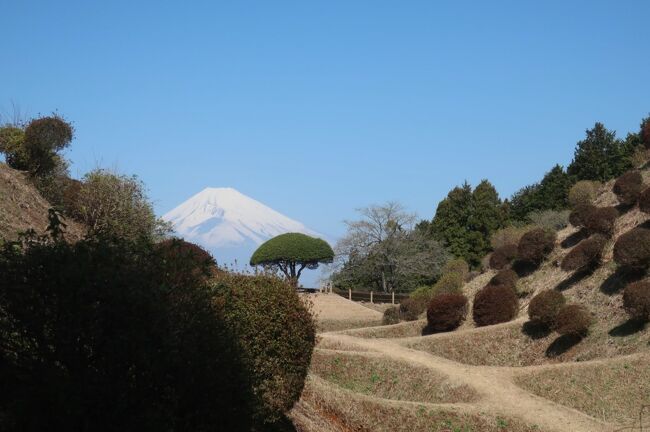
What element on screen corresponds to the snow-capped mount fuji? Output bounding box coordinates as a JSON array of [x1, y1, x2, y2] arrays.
[[162, 187, 322, 270]]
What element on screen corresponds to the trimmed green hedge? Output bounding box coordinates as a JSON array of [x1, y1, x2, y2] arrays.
[[250, 233, 334, 265]]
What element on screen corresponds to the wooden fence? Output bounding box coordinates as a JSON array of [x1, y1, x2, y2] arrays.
[[332, 288, 409, 304]]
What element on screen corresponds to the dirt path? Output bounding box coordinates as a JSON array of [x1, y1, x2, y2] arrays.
[[320, 332, 613, 432]]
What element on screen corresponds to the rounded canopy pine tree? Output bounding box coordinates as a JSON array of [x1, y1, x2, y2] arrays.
[[250, 233, 334, 286]]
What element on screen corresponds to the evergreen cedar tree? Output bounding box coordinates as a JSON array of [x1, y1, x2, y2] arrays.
[[613, 227, 650, 269], [429, 180, 506, 267], [426, 293, 468, 333], [623, 281, 650, 322], [642, 117, 650, 149], [640, 187, 650, 214], [517, 228, 556, 265], [249, 232, 334, 284], [509, 165, 572, 221], [489, 243, 518, 270], [613, 171, 644, 206], [528, 290, 567, 327], [552, 304, 592, 337], [582, 206, 618, 237], [561, 234, 607, 272], [472, 283, 518, 327]]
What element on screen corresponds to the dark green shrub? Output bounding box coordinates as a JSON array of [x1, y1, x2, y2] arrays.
[[517, 228, 556, 264], [569, 203, 593, 228], [383, 306, 401, 325], [472, 284, 519, 327], [561, 234, 607, 272], [613, 171, 644, 206], [640, 187, 650, 214], [0, 235, 251, 431], [583, 205, 619, 236], [623, 281, 650, 322], [156, 238, 217, 286], [432, 271, 464, 294], [426, 293, 468, 333], [613, 227, 650, 270], [399, 297, 428, 321], [489, 243, 518, 270], [552, 304, 592, 336], [489, 269, 518, 291], [22, 115, 74, 177], [441, 258, 470, 281], [213, 273, 316, 425], [528, 290, 566, 326]]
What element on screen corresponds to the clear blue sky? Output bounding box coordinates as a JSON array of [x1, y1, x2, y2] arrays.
[[2, 1, 649, 239]]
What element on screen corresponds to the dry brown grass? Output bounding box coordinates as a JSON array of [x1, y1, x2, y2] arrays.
[[515, 354, 650, 426], [291, 375, 543, 432], [310, 350, 478, 404], [0, 163, 84, 241], [307, 293, 384, 332], [339, 319, 427, 339]]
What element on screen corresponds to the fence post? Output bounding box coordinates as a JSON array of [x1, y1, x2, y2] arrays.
[[392, 291, 395, 305], [370, 291, 373, 303], [348, 288, 351, 301]]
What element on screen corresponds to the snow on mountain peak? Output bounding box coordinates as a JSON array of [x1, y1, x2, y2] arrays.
[[162, 187, 319, 249]]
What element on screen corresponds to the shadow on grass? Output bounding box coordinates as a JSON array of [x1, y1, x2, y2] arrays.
[[521, 321, 552, 340], [266, 415, 298, 432], [555, 268, 595, 292], [615, 203, 635, 214], [609, 319, 647, 337], [512, 260, 540, 278], [546, 334, 583, 358], [561, 228, 589, 249], [600, 267, 646, 295]]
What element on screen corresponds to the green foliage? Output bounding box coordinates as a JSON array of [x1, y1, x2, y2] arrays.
[[517, 228, 556, 265], [0, 115, 73, 177], [426, 292, 468, 333], [613, 227, 650, 269], [613, 170, 644, 206], [472, 283, 519, 327], [441, 257, 469, 281], [432, 272, 464, 294], [509, 165, 572, 222], [430, 180, 506, 267], [561, 234, 607, 272], [567, 122, 637, 182], [77, 169, 169, 242], [623, 281, 650, 322], [213, 273, 316, 425], [528, 290, 566, 327], [552, 304, 592, 336], [642, 116, 650, 149], [399, 297, 428, 321], [250, 232, 333, 284], [568, 180, 600, 208], [0, 233, 252, 431], [382, 306, 401, 325]]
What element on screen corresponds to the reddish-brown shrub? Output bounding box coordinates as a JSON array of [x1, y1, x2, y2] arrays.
[[623, 281, 650, 322], [569, 203, 594, 228], [528, 290, 566, 326], [640, 187, 650, 214], [582, 206, 619, 236], [472, 284, 519, 327], [517, 228, 556, 264], [489, 269, 518, 291], [552, 304, 592, 336], [426, 293, 468, 333], [399, 297, 428, 321], [560, 234, 607, 272], [613, 171, 644, 206], [489, 244, 518, 270], [613, 227, 650, 269]]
